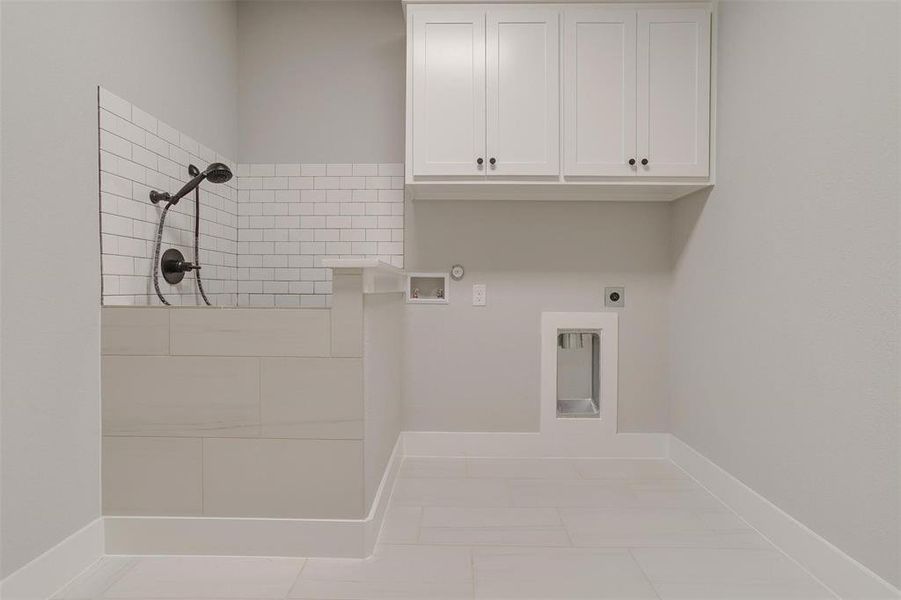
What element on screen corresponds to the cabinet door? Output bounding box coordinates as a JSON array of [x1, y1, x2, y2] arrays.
[[563, 9, 637, 177], [412, 8, 486, 177], [486, 8, 559, 176], [636, 9, 711, 177]]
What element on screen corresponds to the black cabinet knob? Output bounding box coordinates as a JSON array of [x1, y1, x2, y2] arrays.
[[641, 158, 649, 165], [477, 157, 484, 165], [628, 158, 636, 166], [489, 157, 496, 165]]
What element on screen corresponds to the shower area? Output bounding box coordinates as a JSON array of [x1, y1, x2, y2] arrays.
[[97, 87, 405, 557], [98, 87, 404, 309]]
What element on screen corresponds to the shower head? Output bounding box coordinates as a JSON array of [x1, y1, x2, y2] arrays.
[[149, 162, 233, 205], [204, 162, 233, 184]]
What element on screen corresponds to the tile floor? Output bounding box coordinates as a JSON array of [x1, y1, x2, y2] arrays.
[[54, 457, 836, 599]]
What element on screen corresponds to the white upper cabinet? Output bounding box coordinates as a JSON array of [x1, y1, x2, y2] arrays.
[[411, 8, 486, 176], [637, 8, 711, 177], [405, 2, 714, 199], [486, 8, 559, 176], [563, 8, 636, 177]]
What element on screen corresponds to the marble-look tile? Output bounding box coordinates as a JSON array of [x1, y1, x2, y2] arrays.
[[52, 557, 138, 599], [559, 507, 770, 549], [102, 436, 202, 516], [473, 547, 658, 599], [509, 479, 633, 508], [652, 580, 836, 599], [391, 478, 511, 507], [260, 357, 363, 439], [420, 526, 571, 546], [101, 307, 169, 355], [295, 545, 471, 589], [467, 458, 580, 479], [572, 458, 689, 480], [400, 457, 469, 479], [289, 578, 474, 599], [203, 438, 364, 518], [170, 308, 330, 357], [102, 557, 305, 598], [102, 356, 259, 437], [330, 273, 363, 357], [630, 548, 821, 585], [377, 506, 422, 544], [421, 507, 561, 528]]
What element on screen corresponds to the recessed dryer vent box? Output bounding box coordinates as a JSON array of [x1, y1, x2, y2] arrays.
[[556, 330, 600, 418], [407, 273, 449, 304]]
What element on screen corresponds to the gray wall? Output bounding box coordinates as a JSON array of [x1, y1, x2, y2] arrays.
[[670, 1, 900, 586], [0, 0, 238, 577], [237, 1, 405, 164], [404, 200, 672, 433]]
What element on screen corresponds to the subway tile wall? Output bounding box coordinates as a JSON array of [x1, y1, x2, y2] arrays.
[[98, 88, 405, 307], [235, 164, 404, 308], [99, 87, 239, 306]]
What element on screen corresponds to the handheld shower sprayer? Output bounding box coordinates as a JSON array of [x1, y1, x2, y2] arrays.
[[149, 162, 233, 306], [149, 162, 233, 206]]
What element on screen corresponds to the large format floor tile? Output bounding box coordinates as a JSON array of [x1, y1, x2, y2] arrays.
[[57, 457, 835, 600], [472, 547, 658, 599], [102, 556, 305, 598]]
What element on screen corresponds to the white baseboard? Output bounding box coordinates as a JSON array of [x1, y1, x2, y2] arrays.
[[669, 436, 901, 600], [402, 430, 669, 458], [106, 435, 404, 559], [0, 518, 104, 600]]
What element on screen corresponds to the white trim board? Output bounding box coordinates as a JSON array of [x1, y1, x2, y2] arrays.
[[0, 518, 104, 600], [669, 436, 901, 600], [106, 436, 404, 559], [402, 431, 669, 457]]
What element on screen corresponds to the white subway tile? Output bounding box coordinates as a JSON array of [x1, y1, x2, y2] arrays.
[[156, 120, 180, 145], [300, 242, 326, 255], [379, 189, 404, 203], [326, 216, 352, 228], [301, 190, 326, 203], [263, 177, 288, 190], [365, 203, 391, 216], [365, 176, 392, 189], [340, 229, 365, 242], [250, 164, 275, 177], [366, 229, 391, 242], [131, 106, 158, 133], [289, 176, 314, 190], [99, 88, 131, 119], [275, 190, 300, 203], [101, 130, 132, 159], [352, 164, 378, 176], [301, 164, 326, 177], [378, 216, 403, 229], [326, 164, 353, 176], [250, 190, 275, 202], [326, 241, 351, 255], [314, 230, 340, 242], [314, 203, 340, 216], [275, 164, 301, 177], [378, 163, 404, 177], [339, 176, 366, 189], [180, 134, 199, 155], [340, 203, 366, 216], [352, 241, 378, 255], [314, 176, 340, 190]]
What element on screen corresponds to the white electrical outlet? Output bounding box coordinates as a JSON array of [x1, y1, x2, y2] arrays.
[[472, 284, 487, 306]]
